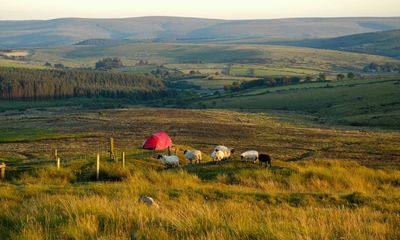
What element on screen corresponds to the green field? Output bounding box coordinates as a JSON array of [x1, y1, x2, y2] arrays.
[[0, 59, 48, 69], [172, 75, 258, 89], [193, 77, 400, 129], [229, 66, 322, 77]]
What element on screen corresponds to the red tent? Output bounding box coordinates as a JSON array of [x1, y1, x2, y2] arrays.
[[143, 132, 173, 150]]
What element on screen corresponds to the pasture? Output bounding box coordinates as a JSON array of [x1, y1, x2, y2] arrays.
[[171, 75, 259, 89], [194, 77, 400, 129], [0, 50, 29, 58], [0, 108, 399, 239], [229, 65, 322, 77], [0, 59, 48, 69]]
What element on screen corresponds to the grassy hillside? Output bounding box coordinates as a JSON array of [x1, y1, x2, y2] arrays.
[[0, 108, 399, 239], [0, 17, 223, 48], [271, 29, 400, 58], [1, 17, 400, 48], [192, 77, 400, 129], [183, 17, 400, 42], [27, 43, 398, 72]]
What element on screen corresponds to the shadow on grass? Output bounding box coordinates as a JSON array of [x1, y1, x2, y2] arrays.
[[182, 159, 294, 181]]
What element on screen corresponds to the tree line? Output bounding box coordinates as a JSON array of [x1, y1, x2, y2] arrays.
[[0, 67, 169, 100], [224, 76, 304, 92], [363, 62, 400, 73]]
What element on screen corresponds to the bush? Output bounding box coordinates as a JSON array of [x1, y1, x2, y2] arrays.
[[95, 57, 123, 70]]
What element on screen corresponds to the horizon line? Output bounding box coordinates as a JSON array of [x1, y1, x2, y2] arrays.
[[1, 15, 400, 21]]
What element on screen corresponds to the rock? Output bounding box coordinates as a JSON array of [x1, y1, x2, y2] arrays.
[[138, 196, 159, 208]]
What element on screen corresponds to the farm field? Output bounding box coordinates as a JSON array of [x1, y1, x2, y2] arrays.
[[0, 108, 399, 239], [194, 77, 400, 129], [164, 63, 227, 74], [0, 50, 29, 58], [0, 59, 48, 69], [229, 66, 322, 77], [171, 75, 259, 89]]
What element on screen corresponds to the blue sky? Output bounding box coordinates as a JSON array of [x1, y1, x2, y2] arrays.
[[1, 0, 399, 20]]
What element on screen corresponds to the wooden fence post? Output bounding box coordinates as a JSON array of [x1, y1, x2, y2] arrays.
[[122, 152, 126, 168], [109, 137, 115, 160], [96, 153, 100, 181], [57, 157, 61, 169], [0, 163, 5, 180]]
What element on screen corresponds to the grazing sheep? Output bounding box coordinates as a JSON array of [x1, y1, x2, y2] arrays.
[[241, 150, 259, 162], [157, 155, 180, 168], [211, 149, 225, 164], [256, 154, 272, 167], [184, 150, 202, 164], [214, 145, 235, 160]]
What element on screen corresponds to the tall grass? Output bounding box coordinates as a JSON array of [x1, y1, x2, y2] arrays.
[[0, 159, 399, 239]]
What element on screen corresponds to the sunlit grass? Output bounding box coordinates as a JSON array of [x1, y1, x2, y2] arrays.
[[0, 159, 399, 239], [0, 108, 399, 239]]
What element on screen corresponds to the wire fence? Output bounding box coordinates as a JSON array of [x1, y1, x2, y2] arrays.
[[0, 150, 134, 182]]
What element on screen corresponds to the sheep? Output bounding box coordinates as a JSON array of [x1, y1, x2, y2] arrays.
[[184, 150, 202, 164], [241, 150, 259, 162], [211, 149, 224, 164], [157, 155, 180, 168], [214, 145, 235, 160], [255, 154, 272, 167]]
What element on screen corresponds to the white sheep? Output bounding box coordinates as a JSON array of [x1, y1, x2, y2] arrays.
[[211, 150, 224, 164], [157, 155, 180, 168], [240, 150, 259, 161], [214, 145, 235, 160], [184, 150, 202, 164]]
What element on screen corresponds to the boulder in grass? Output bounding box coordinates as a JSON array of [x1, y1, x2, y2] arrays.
[[139, 196, 159, 208]]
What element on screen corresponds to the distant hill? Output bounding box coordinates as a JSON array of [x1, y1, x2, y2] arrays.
[[75, 39, 135, 46], [270, 29, 400, 58], [1, 16, 400, 48]]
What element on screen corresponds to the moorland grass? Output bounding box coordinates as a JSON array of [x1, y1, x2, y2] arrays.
[[0, 108, 399, 239], [0, 160, 399, 239]]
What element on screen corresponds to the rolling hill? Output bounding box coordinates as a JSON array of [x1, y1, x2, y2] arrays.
[[1, 16, 400, 48], [25, 43, 398, 71], [270, 29, 400, 58]]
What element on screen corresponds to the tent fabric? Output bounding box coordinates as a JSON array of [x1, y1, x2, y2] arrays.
[[143, 132, 173, 150]]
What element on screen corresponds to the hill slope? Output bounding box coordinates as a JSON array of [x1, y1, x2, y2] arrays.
[[271, 29, 400, 58], [193, 78, 400, 130], [1, 17, 400, 48], [26, 43, 398, 71]]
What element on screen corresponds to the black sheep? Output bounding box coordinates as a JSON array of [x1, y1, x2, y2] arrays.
[[257, 154, 272, 167]]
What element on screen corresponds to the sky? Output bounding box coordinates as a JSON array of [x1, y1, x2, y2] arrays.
[[0, 0, 399, 20]]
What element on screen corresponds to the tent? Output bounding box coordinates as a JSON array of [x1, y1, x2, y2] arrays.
[[143, 132, 173, 150]]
